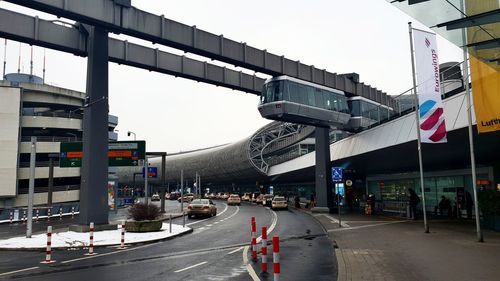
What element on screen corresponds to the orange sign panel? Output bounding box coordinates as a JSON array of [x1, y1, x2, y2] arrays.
[[67, 151, 83, 158], [108, 150, 132, 158]]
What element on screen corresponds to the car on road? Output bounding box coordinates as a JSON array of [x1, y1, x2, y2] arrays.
[[271, 196, 288, 210], [187, 199, 217, 218], [151, 194, 160, 201], [255, 194, 264, 205], [168, 192, 180, 200], [221, 193, 229, 200], [178, 193, 195, 203], [227, 194, 241, 206], [263, 194, 274, 207], [241, 193, 251, 201], [251, 193, 260, 203]]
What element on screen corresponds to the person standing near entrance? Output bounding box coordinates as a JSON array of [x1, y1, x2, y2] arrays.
[[408, 188, 420, 220]]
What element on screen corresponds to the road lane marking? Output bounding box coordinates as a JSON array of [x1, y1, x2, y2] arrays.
[[327, 220, 407, 232], [0, 266, 40, 278], [174, 261, 208, 273], [61, 242, 155, 264], [256, 210, 277, 244], [243, 208, 277, 281], [242, 246, 260, 281], [227, 246, 243, 255], [321, 214, 350, 227], [186, 203, 228, 226]]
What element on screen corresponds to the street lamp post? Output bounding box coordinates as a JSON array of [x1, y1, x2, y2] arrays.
[[127, 131, 136, 140]]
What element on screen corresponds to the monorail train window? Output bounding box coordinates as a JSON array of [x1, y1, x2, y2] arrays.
[[324, 93, 332, 110], [306, 85, 315, 106], [314, 89, 324, 109], [262, 81, 283, 103], [339, 96, 349, 113], [288, 82, 300, 103]]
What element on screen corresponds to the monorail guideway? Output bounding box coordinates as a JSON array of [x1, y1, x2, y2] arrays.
[[258, 76, 347, 212]]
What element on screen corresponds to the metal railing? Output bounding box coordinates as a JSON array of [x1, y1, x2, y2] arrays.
[[22, 111, 83, 119], [20, 136, 81, 142]]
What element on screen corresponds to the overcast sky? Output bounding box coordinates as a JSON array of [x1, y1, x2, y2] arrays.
[[0, 0, 463, 153]]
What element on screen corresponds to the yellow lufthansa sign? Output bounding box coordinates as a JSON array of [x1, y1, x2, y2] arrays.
[[469, 56, 500, 133]]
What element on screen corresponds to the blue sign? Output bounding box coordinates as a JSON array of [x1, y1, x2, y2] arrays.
[[142, 167, 158, 178], [332, 167, 343, 183]]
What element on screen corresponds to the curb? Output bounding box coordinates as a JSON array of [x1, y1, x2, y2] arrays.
[[0, 226, 193, 251], [290, 205, 331, 235]]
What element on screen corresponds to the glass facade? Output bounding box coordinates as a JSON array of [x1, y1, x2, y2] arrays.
[[261, 79, 349, 113], [368, 172, 490, 214]]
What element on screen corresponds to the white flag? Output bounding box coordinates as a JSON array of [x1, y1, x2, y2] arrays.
[[413, 29, 447, 143]]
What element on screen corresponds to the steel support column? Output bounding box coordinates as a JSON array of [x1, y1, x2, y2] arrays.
[[160, 154, 166, 213], [79, 26, 109, 225], [312, 127, 333, 212]]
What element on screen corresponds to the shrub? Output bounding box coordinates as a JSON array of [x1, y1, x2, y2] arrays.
[[128, 203, 160, 221]]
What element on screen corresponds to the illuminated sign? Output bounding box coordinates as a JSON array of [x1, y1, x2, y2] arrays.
[[60, 141, 146, 167]]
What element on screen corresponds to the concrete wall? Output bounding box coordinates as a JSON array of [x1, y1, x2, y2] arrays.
[[0, 190, 79, 208], [0, 87, 21, 197], [17, 167, 80, 180]]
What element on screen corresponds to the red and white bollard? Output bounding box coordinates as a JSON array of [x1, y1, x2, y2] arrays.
[[261, 226, 268, 273], [71, 207, 75, 219], [119, 224, 126, 249], [47, 208, 51, 222], [59, 207, 62, 221], [85, 222, 96, 256], [251, 217, 257, 261], [41, 226, 55, 264], [273, 236, 280, 281]]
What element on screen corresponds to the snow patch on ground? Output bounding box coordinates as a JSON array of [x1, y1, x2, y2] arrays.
[[0, 223, 191, 249]]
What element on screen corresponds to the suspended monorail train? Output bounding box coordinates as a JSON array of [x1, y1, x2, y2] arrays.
[[257, 76, 351, 127]]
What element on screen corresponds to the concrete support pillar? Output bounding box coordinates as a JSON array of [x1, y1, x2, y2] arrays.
[[79, 26, 109, 225], [312, 127, 333, 213]]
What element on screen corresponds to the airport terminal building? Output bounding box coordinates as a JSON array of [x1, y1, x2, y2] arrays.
[[123, 61, 500, 217]]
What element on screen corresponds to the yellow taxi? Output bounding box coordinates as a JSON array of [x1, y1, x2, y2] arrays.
[[271, 196, 288, 210], [187, 199, 217, 218], [227, 194, 241, 206]]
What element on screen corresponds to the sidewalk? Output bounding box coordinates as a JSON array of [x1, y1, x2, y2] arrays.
[[299, 207, 500, 281]]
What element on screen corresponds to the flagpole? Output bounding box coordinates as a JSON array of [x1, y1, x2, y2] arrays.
[[408, 22, 429, 233], [460, 0, 483, 242]]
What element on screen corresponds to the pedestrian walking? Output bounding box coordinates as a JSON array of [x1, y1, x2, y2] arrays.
[[408, 188, 420, 220], [309, 193, 316, 209]]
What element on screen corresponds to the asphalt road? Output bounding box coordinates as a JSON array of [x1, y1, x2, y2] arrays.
[[0, 201, 336, 280]]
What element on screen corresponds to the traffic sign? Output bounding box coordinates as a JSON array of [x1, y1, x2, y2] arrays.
[[332, 167, 343, 183], [142, 167, 158, 178], [60, 141, 146, 167]]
